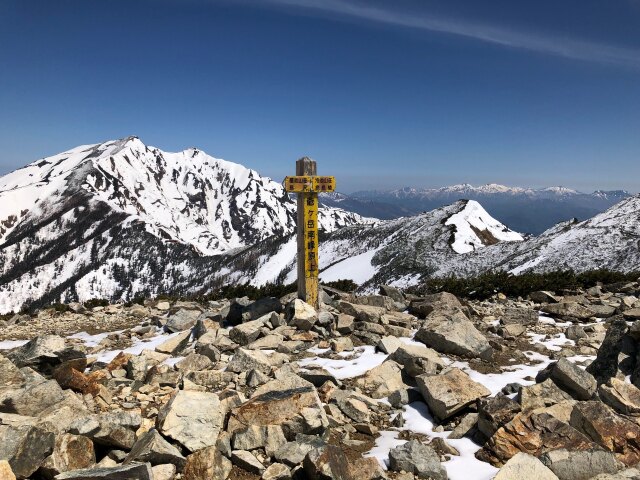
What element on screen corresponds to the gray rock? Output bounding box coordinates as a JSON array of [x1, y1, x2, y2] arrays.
[[182, 446, 232, 480], [69, 411, 141, 450], [262, 462, 292, 480], [155, 330, 191, 356], [54, 462, 154, 479], [247, 297, 283, 320], [377, 336, 402, 354], [589, 468, 640, 479], [518, 379, 574, 411], [2, 425, 55, 479], [0, 356, 25, 387], [40, 434, 96, 480], [449, 412, 479, 439], [540, 449, 622, 480], [275, 437, 325, 466], [286, 299, 318, 331], [227, 348, 272, 375], [7, 335, 67, 369], [157, 391, 223, 452], [231, 450, 265, 475], [586, 320, 629, 384], [379, 285, 405, 303], [354, 360, 405, 399], [477, 394, 521, 440], [599, 378, 640, 416], [165, 309, 201, 333], [494, 452, 559, 480], [500, 307, 538, 326], [549, 358, 597, 400], [409, 292, 463, 318], [416, 367, 490, 420], [124, 429, 185, 470], [388, 440, 447, 480], [530, 291, 560, 303], [1, 379, 66, 416], [415, 310, 492, 360], [566, 325, 587, 341], [336, 314, 355, 334], [229, 317, 267, 346], [541, 303, 596, 321], [174, 353, 212, 372]]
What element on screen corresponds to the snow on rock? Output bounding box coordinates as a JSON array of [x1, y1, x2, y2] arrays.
[[445, 200, 523, 254]]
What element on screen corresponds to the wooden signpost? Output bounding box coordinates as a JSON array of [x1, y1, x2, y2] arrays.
[[284, 157, 335, 308]]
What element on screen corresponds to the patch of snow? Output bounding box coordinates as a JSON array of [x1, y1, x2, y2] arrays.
[[298, 345, 386, 379], [320, 248, 380, 284], [0, 339, 29, 350]]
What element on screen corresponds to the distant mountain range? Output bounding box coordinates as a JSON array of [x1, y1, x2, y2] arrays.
[[0, 137, 637, 313], [322, 184, 632, 234]]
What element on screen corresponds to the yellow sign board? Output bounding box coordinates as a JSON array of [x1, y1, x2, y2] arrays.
[[284, 176, 335, 193], [303, 194, 318, 278]]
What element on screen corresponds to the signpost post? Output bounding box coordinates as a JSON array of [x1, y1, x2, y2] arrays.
[[284, 157, 335, 309]]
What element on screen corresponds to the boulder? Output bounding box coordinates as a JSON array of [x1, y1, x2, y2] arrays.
[[379, 285, 405, 303], [476, 412, 599, 466], [354, 360, 405, 399], [124, 429, 186, 470], [530, 291, 560, 303], [303, 445, 385, 480], [416, 367, 490, 420], [388, 440, 447, 480], [336, 314, 355, 334], [247, 297, 282, 320], [541, 303, 596, 321], [518, 379, 574, 411], [337, 301, 386, 324], [69, 411, 141, 450], [599, 378, 640, 416], [7, 335, 67, 369], [1, 426, 55, 479], [569, 401, 640, 466], [493, 452, 559, 480], [182, 446, 232, 480], [500, 306, 538, 326], [151, 464, 176, 480], [0, 356, 25, 387], [262, 462, 291, 480], [539, 449, 623, 480], [549, 358, 597, 400], [409, 292, 463, 318], [586, 320, 629, 384], [286, 300, 318, 331], [415, 310, 492, 360], [376, 336, 401, 354], [155, 331, 191, 356], [449, 412, 479, 439], [231, 450, 265, 475], [229, 317, 267, 346], [54, 462, 154, 479], [40, 434, 95, 479], [623, 308, 640, 320], [0, 461, 16, 480], [1, 379, 66, 416], [477, 394, 521, 440], [174, 353, 212, 372], [227, 348, 272, 374], [165, 309, 201, 333], [157, 391, 223, 452]]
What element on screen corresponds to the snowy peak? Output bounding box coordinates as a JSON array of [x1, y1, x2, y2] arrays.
[[445, 200, 524, 254], [0, 138, 373, 255]]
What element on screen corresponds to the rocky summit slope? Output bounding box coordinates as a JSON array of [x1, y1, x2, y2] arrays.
[[0, 138, 372, 313], [1, 281, 640, 479]]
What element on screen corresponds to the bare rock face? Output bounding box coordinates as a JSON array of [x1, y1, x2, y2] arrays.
[[157, 391, 223, 452], [569, 401, 640, 466], [415, 310, 492, 360], [477, 412, 599, 467], [182, 446, 232, 480], [303, 445, 385, 480], [416, 367, 490, 420], [493, 452, 559, 480]]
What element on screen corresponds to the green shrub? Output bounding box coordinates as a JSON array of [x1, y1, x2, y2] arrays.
[[322, 279, 359, 292], [84, 298, 109, 309], [407, 269, 640, 300]]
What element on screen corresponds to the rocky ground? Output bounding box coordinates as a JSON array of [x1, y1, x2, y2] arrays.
[[2, 282, 640, 480]]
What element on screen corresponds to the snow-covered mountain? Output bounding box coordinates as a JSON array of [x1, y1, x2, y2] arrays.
[[216, 200, 525, 289], [221, 195, 640, 290], [0, 138, 373, 313], [348, 184, 633, 234]]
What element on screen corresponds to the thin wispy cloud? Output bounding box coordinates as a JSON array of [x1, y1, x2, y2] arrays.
[[262, 0, 640, 68]]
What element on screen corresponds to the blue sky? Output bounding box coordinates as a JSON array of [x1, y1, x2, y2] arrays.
[[1, 0, 639, 192]]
